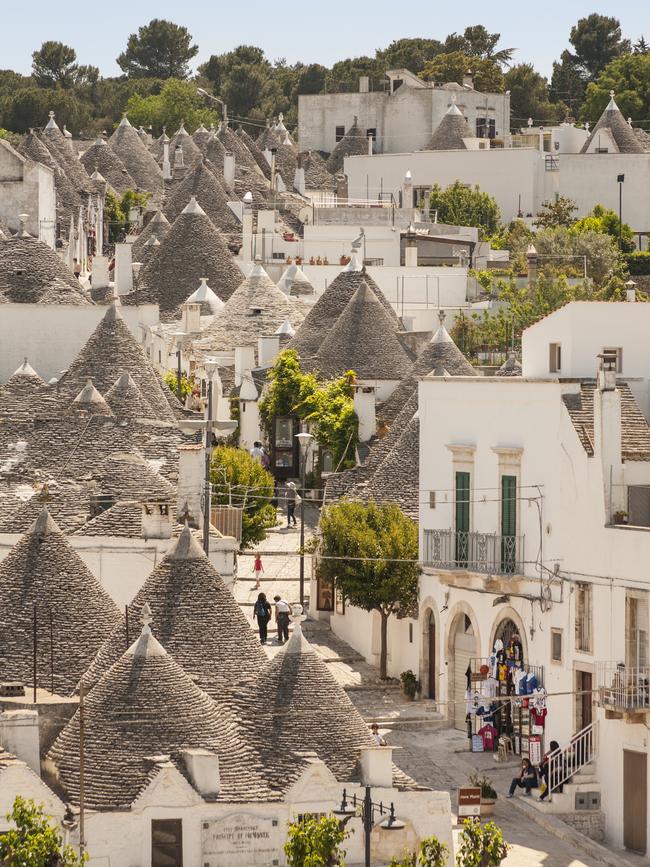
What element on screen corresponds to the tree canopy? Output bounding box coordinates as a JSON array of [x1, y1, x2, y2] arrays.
[[126, 78, 217, 134], [0, 797, 86, 866], [317, 500, 419, 679], [581, 52, 650, 122], [429, 182, 501, 238], [284, 814, 349, 867], [209, 446, 276, 548], [117, 19, 198, 79]]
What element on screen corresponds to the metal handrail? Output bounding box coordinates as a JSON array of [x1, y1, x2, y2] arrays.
[[422, 528, 525, 575], [548, 721, 597, 794], [596, 663, 650, 710]]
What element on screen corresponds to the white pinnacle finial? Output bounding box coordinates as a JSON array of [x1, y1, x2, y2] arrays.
[[610, 90, 615, 99], [290, 603, 307, 634], [141, 602, 153, 632], [438, 309, 446, 326]]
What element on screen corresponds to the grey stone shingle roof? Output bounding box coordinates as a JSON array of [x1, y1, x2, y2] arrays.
[[0, 359, 44, 420], [57, 303, 175, 421], [130, 210, 170, 260], [163, 159, 239, 232], [273, 141, 298, 188], [41, 119, 92, 196], [191, 123, 213, 155], [0, 482, 92, 535], [70, 379, 113, 416], [83, 527, 265, 701], [422, 103, 474, 151], [217, 123, 261, 174], [109, 117, 163, 195], [563, 380, 650, 460], [361, 413, 419, 519], [18, 132, 82, 224], [236, 126, 272, 180], [0, 236, 92, 305], [168, 124, 202, 169], [287, 266, 397, 367], [73, 499, 144, 537], [104, 372, 157, 420], [378, 318, 477, 425], [0, 509, 121, 695], [580, 96, 644, 155], [136, 199, 242, 318], [79, 139, 136, 195], [257, 123, 281, 151], [314, 282, 411, 380], [326, 121, 368, 174], [194, 262, 305, 355], [495, 352, 522, 377], [301, 150, 336, 191], [48, 614, 270, 809]]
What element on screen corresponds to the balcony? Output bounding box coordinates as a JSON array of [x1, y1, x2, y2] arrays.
[[596, 662, 650, 712], [422, 529, 525, 576]]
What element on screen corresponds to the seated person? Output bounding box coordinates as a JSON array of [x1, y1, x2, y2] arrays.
[[507, 758, 537, 798]]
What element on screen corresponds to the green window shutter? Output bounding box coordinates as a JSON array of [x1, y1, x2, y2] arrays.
[[455, 471, 470, 532], [501, 475, 517, 537]]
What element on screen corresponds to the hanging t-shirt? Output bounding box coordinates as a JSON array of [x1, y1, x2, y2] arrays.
[[531, 687, 547, 710], [478, 723, 498, 751], [526, 673, 539, 695], [465, 689, 481, 716], [483, 676, 498, 698], [498, 664, 507, 682], [530, 707, 547, 727], [513, 668, 528, 695]]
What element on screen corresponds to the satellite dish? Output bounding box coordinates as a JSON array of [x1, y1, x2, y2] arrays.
[[298, 206, 311, 224]]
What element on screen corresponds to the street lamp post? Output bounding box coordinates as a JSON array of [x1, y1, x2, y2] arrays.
[[295, 431, 314, 607], [203, 357, 219, 555], [617, 173, 625, 249], [334, 786, 404, 867], [197, 88, 228, 124]]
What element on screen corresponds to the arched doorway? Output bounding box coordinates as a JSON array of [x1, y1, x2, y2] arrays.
[[450, 613, 477, 730], [491, 612, 527, 664]]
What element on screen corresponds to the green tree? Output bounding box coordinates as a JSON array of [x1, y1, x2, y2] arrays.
[[429, 181, 500, 238], [456, 818, 509, 867], [104, 188, 151, 242], [32, 41, 78, 88], [376, 38, 444, 75], [389, 833, 449, 866], [199, 45, 269, 94], [164, 371, 194, 401], [581, 52, 650, 122], [325, 56, 380, 93], [317, 500, 418, 679], [443, 26, 514, 66], [572, 204, 635, 252], [117, 19, 198, 79], [210, 446, 276, 549], [420, 52, 503, 92], [2, 86, 91, 134], [533, 196, 578, 229], [536, 226, 620, 283], [550, 50, 587, 117], [0, 796, 86, 865], [284, 814, 349, 866], [504, 64, 563, 125], [126, 78, 217, 135], [568, 14, 630, 81]]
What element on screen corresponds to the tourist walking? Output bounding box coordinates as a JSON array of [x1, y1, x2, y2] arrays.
[[274, 595, 291, 643], [507, 758, 538, 798], [286, 482, 298, 527], [250, 441, 264, 462], [253, 592, 272, 644], [252, 553, 264, 588]]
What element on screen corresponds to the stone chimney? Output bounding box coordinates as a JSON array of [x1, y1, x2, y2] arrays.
[[404, 223, 418, 267], [354, 385, 377, 442], [401, 170, 413, 210], [359, 76, 370, 93], [182, 301, 201, 334], [0, 710, 40, 775], [176, 444, 204, 527], [92, 255, 110, 290], [463, 70, 474, 89], [234, 345, 256, 388], [594, 353, 624, 520], [526, 244, 538, 285], [224, 153, 235, 189], [239, 374, 261, 452], [114, 242, 133, 296], [182, 748, 220, 797], [625, 280, 637, 302], [293, 163, 306, 195], [359, 744, 394, 788], [141, 502, 173, 540], [258, 334, 280, 368], [162, 132, 171, 180]]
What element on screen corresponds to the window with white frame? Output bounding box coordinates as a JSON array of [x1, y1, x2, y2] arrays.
[[575, 583, 593, 653], [551, 628, 563, 663], [602, 346, 623, 373], [549, 342, 562, 373]]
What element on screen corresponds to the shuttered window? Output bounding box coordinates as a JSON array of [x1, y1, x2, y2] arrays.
[[455, 471, 470, 566], [501, 475, 517, 573]]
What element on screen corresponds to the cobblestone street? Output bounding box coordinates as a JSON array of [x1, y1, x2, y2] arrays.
[[235, 520, 640, 867]]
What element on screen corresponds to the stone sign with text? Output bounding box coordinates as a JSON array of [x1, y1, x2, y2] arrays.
[[202, 812, 281, 866]]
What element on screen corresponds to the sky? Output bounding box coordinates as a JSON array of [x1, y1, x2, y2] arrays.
[[2, 1, 648, 79]]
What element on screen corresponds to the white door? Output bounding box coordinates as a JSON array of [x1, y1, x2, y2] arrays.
[[453, 617, 476, 730]]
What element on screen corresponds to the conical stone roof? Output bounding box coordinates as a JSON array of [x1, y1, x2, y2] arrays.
[[192, 123, 212, 155], [257, 122, 281, 151], [0, 236, 91, 305], [0, 359, 44, 420], [196, 262, 304, 354], [168, 123, 202, 168], [79, 139, 136, 195], [205, 134, 228, 178], [302, 150, 336, 191], [287, 267, 397, 367], [82, 526, 266, 702], [149, 129, 169, 162], [315, 282, 411, 380], [110, 117, 163, 194], [164, 159, 239, 232], [18, 132, 82, 221], [70, 379, 114, 416], [131, 210, 170, 260], [94, 452, 175, 502], [104, 372, 157, 419], [41, 115, 92, 195], [186, 277, 224, 315], [237, 126, 272, 179], [0, 509, 121, 694], [495, 352, 522, 377], [379, 315, 477, 425], [48, 612, 269, 809], [581, 94, 644, 154], [326, 121, 368, 174], [59, 303, 175, 421], [136, 198, 243, 317], [273, 140, 298, 188], [362, 413, 419, 519], [217, 123, 260, 174], [277, 264, 314, 296], [423, 102, 475, 151], [241, 616, 375, 789]]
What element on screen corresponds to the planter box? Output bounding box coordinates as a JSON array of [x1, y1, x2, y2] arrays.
[[480, 798, 496, 817]]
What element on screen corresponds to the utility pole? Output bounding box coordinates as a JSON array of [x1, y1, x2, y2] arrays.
[[79, 682, 85, 858]]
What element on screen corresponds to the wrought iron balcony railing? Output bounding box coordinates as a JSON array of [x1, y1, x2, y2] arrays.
[[596, 663, 650, 711], [422, 529, 525, 576]]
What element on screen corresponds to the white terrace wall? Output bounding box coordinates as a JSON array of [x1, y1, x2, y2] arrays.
[[0, 304, 160, 383]]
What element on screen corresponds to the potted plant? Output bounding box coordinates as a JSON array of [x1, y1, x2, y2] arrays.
[[613, 510, 629, 525], [295, 255, 302, 265], [469, 773, 497, 817], [400, 669, 420, 701]]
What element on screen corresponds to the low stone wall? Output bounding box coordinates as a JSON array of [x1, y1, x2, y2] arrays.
[[561, 811, 605, 843]]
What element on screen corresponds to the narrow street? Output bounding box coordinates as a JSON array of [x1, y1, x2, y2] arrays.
[[233, 517, 637, 867]]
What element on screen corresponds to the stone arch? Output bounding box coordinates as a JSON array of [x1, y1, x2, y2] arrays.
[[444, 601, 481, 729], [419, 596, 439, 700], [489, 606, 528, 662]]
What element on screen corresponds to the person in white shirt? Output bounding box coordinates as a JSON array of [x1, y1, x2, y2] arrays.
[[370, 723, 386, 746], [273, 595, 291, 643], [250, 441, 264, 462]]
